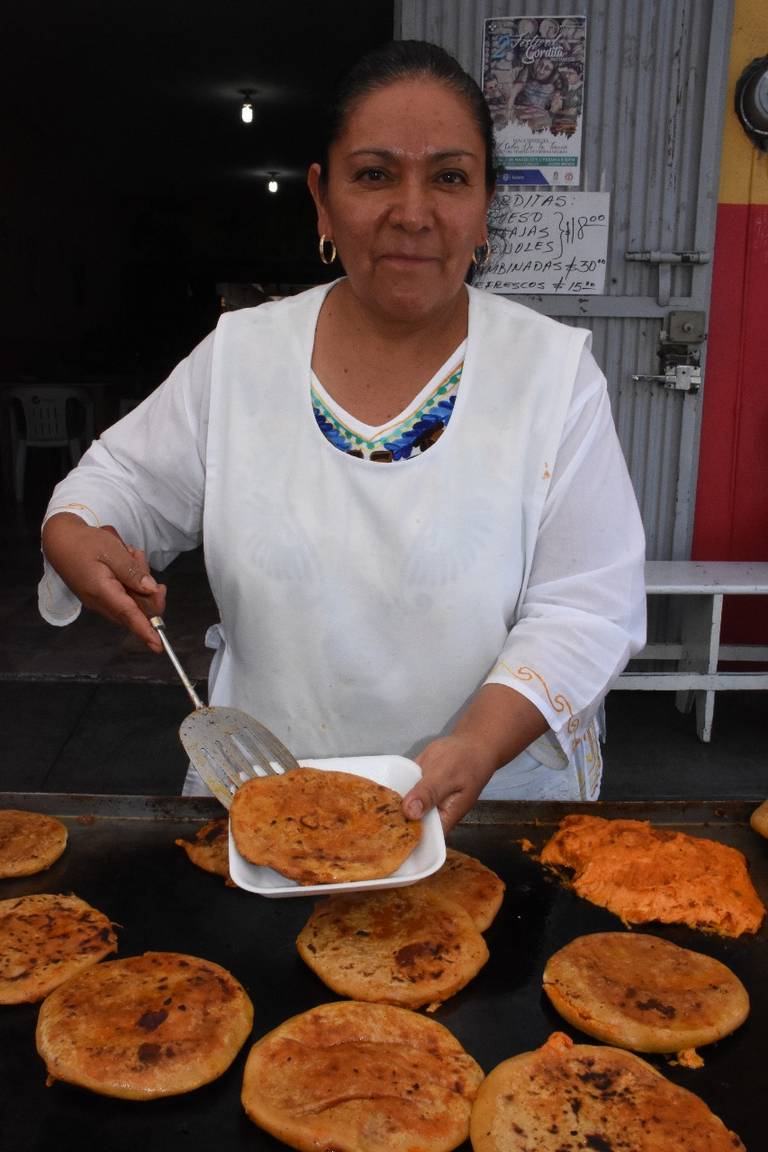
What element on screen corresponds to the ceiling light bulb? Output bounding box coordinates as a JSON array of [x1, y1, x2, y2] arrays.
[[239, 89, 255, 124], [267, 173, 279, 193]]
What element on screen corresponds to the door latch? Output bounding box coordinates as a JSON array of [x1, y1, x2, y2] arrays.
[[632, 364, 701, 393], [631, 310, 705, 394], [624, 250, 710, 306]]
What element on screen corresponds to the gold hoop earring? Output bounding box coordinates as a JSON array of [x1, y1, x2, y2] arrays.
[[472, 238, 492, 270], [319, 235, 337, 265]]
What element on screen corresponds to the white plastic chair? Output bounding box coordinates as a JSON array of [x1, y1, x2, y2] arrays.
[[7, 384, 95, 502]]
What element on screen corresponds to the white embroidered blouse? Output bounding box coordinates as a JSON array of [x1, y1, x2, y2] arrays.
[[39, 283, 646, 801]]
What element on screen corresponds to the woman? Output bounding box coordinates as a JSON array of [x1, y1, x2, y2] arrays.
[[40, 41, 646, 831], [551, 63, 584, 138], [509, 57, 560, 132]]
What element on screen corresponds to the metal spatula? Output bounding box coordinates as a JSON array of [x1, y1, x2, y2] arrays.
[[151, 616, 300, 809]]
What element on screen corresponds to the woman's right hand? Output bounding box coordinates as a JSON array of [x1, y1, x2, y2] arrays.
[[41, 513, 167, 652]]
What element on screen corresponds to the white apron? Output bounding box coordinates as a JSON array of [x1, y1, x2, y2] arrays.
[[182, 283, 595, 799]]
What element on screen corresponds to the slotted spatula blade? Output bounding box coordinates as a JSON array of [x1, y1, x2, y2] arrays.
[[150, 617, 300, 809], [179, 707, 298, 808]]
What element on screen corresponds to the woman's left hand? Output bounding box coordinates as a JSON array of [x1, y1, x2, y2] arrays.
[[403, 735, 497, 833], [400, 683, 550, 834]]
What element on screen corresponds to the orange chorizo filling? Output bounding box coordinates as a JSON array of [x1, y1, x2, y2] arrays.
[[540, 814, 765, 937]]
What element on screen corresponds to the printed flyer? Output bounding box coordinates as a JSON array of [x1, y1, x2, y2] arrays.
[[482, 15, 587, 187]]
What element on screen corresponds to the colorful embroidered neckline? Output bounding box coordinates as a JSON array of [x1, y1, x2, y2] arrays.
[[312, 358, 464, 462]]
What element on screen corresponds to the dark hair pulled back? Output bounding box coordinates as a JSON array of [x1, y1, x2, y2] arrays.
[[318, 40, 497, 191]]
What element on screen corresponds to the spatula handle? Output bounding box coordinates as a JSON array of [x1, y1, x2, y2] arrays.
[[151, 616, 205, 710]]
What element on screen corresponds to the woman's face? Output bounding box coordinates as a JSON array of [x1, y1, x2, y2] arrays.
[[532, 59, 556, 82], [308, 79, 492, 327], [538, 19, 560, 40]]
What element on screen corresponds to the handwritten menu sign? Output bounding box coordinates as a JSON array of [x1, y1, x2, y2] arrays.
[[475, 190, 610, 295]]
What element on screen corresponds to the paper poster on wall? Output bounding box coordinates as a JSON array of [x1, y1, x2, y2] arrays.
[[474, 190, 609, 295], [482, 15, 587, 187]]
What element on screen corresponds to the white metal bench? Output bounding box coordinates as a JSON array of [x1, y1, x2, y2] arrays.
[[614, 561, 768, 741]]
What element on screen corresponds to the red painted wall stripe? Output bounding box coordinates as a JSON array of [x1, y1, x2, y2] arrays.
[[693, 201, 768, 642], [693, 202, 768, 560], [691, 0, 768, 644]]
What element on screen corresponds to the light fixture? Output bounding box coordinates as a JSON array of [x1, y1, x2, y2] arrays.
[[239, 89, 255, 124], [267, 171, 279, 193], [736, 55, 768, 151]]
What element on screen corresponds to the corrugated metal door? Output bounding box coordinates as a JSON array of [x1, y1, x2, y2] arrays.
[[395, 0, 733, 562]]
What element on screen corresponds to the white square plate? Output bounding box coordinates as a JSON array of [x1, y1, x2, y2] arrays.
[[228, 754, 446, 898]]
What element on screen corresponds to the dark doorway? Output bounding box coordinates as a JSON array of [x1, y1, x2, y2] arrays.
[[0, 1, 394, 392]]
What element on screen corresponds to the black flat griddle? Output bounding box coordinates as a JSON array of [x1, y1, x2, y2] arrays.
[[1, 794, 765, 1151]]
